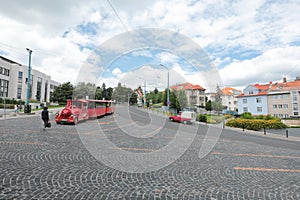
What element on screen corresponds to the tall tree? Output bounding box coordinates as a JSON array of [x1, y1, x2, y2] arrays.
[[101, 83, 107, 100], [112, 82, 132, 103], [174, 90, 188, 111], [50, 82, 73, 103], [73, 82, 97, 99]]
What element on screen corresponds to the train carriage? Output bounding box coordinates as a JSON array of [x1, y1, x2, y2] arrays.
[[55, 99, 114, 124]]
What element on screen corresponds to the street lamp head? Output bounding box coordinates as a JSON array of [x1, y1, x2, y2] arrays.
[[26, 48, 32, 53]]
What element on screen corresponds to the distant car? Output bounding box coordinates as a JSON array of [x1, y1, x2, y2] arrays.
[[169, 111, 196, 124]]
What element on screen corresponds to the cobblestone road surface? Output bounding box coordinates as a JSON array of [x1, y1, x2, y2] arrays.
[[0, 106, 299, 199]]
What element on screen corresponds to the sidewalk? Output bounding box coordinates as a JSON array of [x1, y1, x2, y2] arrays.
[[0, 108, 62, 120], [138, 107, 300, 142]]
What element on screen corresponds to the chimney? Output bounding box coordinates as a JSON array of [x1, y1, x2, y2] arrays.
[[283, 75, 287, 83]]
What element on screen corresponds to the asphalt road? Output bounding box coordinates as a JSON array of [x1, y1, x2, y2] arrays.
[[0, 106, 299, 199]]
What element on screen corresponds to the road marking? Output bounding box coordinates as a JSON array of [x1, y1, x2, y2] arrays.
[[234, 167, 300, 173], [211, 152, 300, 159], [109, 147, 158, 152], [0, 141, 44, 146], [99, 121, 115, 125]]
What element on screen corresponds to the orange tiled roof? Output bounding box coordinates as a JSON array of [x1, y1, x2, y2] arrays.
[[221, 87, 241, 95], [270, 80, 300, 91], [170, 82, 205, 91], [253, 83, 271, 91]]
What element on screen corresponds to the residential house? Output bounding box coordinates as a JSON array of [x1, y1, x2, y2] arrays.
[[237, 83, 271, 115], [170, 82, 206, 107], [221, 87, 241, 112]]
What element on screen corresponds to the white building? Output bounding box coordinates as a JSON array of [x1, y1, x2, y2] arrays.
[[0, 56, 60, 104], [221, 87, 241, 112]]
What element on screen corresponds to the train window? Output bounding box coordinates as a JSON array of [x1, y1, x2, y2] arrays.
[[88, 102, 95, 109], [73, 101, 82, 109]]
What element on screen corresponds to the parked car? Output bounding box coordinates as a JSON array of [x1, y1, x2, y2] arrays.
[[169, 111, 196, 124]]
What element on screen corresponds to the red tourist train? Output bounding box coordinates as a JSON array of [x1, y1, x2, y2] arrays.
[[55, 99, 115, 124]]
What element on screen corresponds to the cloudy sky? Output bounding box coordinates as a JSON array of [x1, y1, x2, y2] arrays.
[[0, 0, 299, 92]]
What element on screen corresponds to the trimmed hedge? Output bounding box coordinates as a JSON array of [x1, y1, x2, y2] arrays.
[[226, 118, 288, 131]]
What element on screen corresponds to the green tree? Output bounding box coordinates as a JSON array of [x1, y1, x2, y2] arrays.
[[73, 82, 97, 99], [206, 100, 212, 111], [95, 87, 102, 100], [50, 82, 73, 103], [174, 90, 187, 111], [106, 87, 113, 100], [112, 82, 133, 103]]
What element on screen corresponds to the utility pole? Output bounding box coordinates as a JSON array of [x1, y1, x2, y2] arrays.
[[25, 48, 33, 113], [160, 64, 170, 110]]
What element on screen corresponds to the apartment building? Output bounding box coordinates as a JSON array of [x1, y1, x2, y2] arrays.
[[170, 82, 206, 107], [268, 77, 300, 118], [221, 87, 241, 112], [0, 56, 60, 103], [237, 77, 300, 118]]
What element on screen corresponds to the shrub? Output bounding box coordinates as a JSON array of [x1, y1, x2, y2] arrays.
[[226, 118, 287, 131], [240, 112, 253, 119], [197, 114, 207, 122], [225, 114, 232, 119]]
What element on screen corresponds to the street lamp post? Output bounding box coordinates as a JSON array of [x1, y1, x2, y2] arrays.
[[160, 64, 170, 110], [25, 48, 33, 113]]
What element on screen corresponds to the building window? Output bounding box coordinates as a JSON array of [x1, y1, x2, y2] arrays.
[[243, 107, 248, 112], [273, 104, 277, 109], [199, 90, 204, 95], [256, 97, 261, 103], [0, 79, 9, 97], [293, 103, 298, 111], [294, 112, 299, 116], [36, 77, 42, 101], [284, 114, 289, 118], [44, 81, 48, 102], [283, 104, 288, 108], [257, 107, 262, 112], [0, 67, 10, 76], [17, 71, 23, 99], [248, 90, 253, 95], [243, 99, 247, 104], [278, 104, 283, 109]]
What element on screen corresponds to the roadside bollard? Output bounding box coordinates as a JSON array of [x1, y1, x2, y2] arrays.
[[264, 127, 266, 135], [286, 130, 288, 138]]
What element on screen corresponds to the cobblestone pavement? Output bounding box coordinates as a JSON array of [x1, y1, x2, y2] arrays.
[[0, 106, 299, 199]]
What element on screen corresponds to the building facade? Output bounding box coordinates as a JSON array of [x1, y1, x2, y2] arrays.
[[267, 78, 300, 118], [221, 87, 241, 112], [237, 78, 300, 118], [237, 84, 270, 115], [0, 56, 60, 103], [170, 82, 206, 107]]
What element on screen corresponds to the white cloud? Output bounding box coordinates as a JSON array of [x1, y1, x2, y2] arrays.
[[0, 0, 299, 90], [220, 46, 300, 87]]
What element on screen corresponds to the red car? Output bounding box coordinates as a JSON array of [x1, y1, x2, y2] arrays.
[[169, 111, 196, 124]]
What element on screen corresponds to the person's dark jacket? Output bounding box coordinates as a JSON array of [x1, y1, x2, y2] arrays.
[[41, 109, 49, 120]]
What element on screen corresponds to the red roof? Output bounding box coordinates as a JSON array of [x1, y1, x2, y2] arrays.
[[170, 82, 205, 91], [237, 79, 300, 98], [221, 87, 241, 95], [270, 80, 300, 91], [253, 83, 271, 91]]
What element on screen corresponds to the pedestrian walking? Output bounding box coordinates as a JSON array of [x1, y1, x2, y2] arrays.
[[14, 104, 19, 113], [41, 106, 50, 131]]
